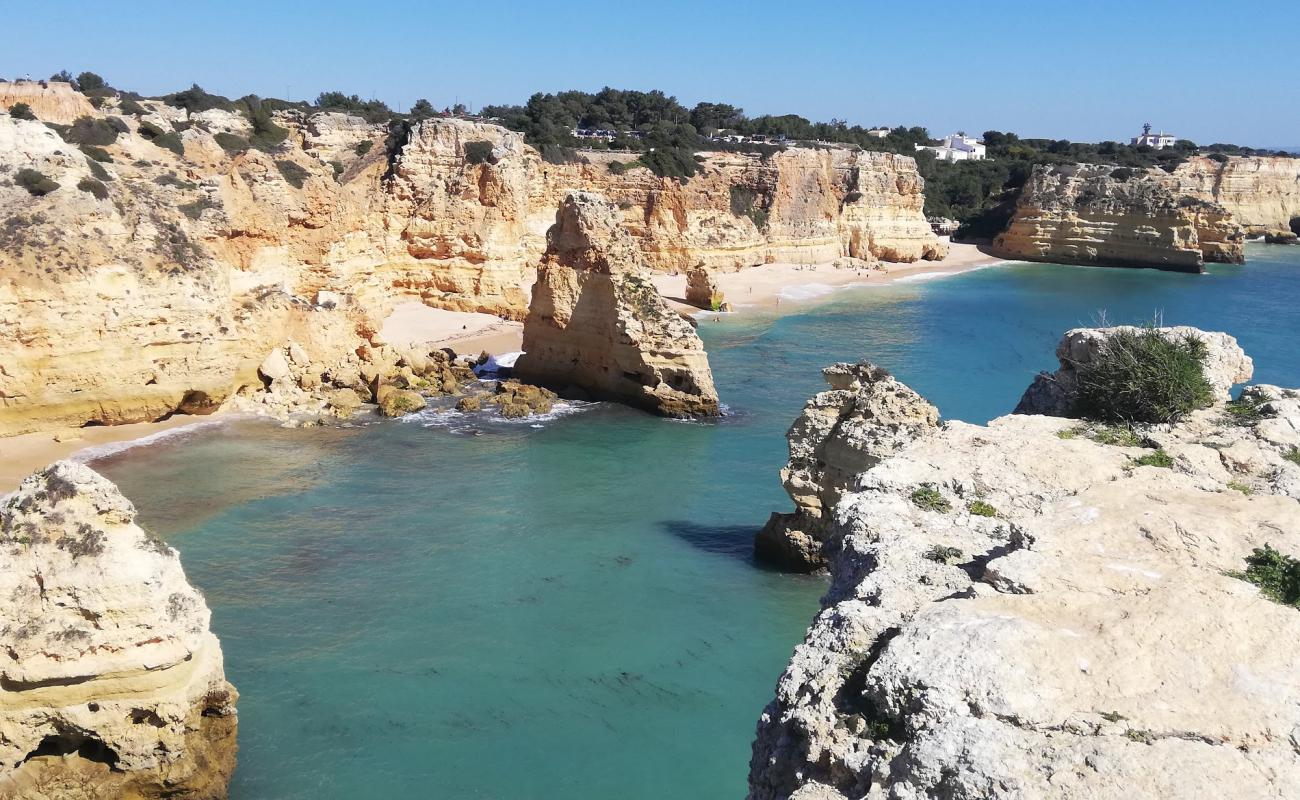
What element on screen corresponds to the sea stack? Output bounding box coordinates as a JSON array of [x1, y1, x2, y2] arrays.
[[0, 462, 237, 798], [514, 192, 720, 417]]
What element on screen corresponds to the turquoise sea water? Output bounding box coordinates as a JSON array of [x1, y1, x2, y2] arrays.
[[93, 244, 1300, 798]]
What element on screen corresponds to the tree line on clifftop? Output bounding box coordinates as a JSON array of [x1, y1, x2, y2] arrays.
[[25, 71, 1295, 237]]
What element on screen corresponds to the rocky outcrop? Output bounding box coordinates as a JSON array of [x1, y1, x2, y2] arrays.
[[0, 461, 237, 798], [992, 164, 1246, 272], [1015, 325, 1254, 416], [750, 329, 1300, 799], [1, 87, 943, 438], [514, 192, 720, 417], [1167, 155, 1300, 237], [684, 264, 723, 310], [756, 363, 939, 571], [0, 81, 97, 125]]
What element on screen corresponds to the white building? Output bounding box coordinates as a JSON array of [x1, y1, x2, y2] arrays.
[[1130, 123, 1177, 149], [866, 127, 891, 138], [915, 132, 986, 161]]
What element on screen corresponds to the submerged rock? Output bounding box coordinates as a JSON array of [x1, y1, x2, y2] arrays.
[[757, 362, 939, 571], [750, 328, 1300, 799], [1015, 325, 1254, 416], [0, 461, 237, 798], [514, 192, 720, 417]]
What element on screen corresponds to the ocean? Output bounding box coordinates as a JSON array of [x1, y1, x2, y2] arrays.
[[92, 243, 1300, 798]]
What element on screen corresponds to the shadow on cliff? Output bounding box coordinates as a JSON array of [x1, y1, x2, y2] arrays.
[[660, 519, 783, 570]]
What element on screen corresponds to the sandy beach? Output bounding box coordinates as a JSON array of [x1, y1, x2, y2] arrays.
[[652, 239, 1006, 313]]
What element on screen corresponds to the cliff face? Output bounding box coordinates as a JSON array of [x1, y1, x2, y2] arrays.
[[0, 461, 237, 798], [514, 192, 719, 417], [0, 88, 943, 437], [993, 164, 1246, 272], [1168, 155, 1300, 236], [750, 330, 1300, 800]]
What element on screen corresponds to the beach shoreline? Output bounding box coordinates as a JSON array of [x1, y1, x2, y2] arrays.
[[0, 241, 1006, 492]]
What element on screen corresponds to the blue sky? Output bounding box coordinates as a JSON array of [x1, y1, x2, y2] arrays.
[[4, 0, 1295, 146]]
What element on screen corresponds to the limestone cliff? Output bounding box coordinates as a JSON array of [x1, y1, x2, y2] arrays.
[[514, 192, 719, 417], [1167, 155, 1300, 237], [0, 461, 237, 798], [993, 163, 1246, 271], [0, 84, 943, 437], [750, 330, 1300, 799]]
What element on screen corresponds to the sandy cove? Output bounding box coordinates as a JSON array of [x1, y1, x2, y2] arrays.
[[0, 240, 1006, 492]]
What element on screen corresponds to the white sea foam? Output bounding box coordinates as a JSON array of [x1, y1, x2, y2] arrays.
[[778, 283, 837, 301], [401, 399, 598, 433], [71, 418, 230, 464]]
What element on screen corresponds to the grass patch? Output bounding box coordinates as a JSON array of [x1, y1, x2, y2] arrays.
[[910, 485, 951, 513], [1055, 428, 1078, 440], [1084, 424, 1145, 447], [1224, 397, 1265, 426], [1072, 326, 1213, 424], [967, 500, 999, 517], [1131, 449, 1174, 469], [15, 168, 59, 196], [923, 545, 963, 564], [1227, 480, 1253, 495], [1227, 545, 1300, 608], [1283, 447, 1300, 467], [214, 132, 250, 155]]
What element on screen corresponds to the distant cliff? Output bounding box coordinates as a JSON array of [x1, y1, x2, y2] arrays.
[[750, 329, 1300, 800], [1167, 155, 1300, 238], [0, 85, 945, 436], [992, 163, 1245, 272]]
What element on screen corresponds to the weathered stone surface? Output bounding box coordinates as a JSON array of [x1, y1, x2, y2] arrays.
[[757, 362, 939, 571], [487, 380, 557, 418], [0, 461, 237, 798], [1015, 325, 1254, 416], [749, 331, 1300, 800], [0, 80, 96, 124], [1166, 155, 1300, 236], [514, 192, 720, 417], [685, 264, 723, 310], [993, 164, 1246, 271]]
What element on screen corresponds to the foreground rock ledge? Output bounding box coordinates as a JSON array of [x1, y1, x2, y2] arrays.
[[514, 192, 720, 417], [749, 329, 1300, 799], [0, 462, 237, 799]]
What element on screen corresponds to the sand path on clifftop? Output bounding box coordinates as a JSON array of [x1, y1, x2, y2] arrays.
[[652, 239, 1006, 313]]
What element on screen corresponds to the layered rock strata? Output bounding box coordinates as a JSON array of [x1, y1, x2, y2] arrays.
[[1015, 325, 1254, 416], [1168, 155, 1300, 237], [0, 461, 237, 798], [0, 87, 944, 437], [750, 329, 1300, 799], [993, 163, 1246, 271], [756, 363, 939, 571], [514, 192, 720, 417]]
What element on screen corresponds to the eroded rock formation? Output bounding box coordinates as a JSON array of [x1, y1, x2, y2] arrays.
[[0, 85, 944, 438], [0, 461, 237, 798], [1168, 155, 1300, 237], [514, 192, 719, 417], [750, 329, 1300, 799], [756, 363, 939, 571], [993, 163, 1246, 271]]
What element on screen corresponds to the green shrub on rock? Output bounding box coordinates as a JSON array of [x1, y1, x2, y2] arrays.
[[1072, 327, 1214, 424], [8, 102, 35, 120], [15, 168, 59, 196], [1228, 545, 1300, 608], [214, 132, 250, 155], [76, 177, 109, 199], [64, 115, 122, 147], [1131, 449, 1174, 468], [80, 144, 113, 163], [967, 500, 999, 517], [463, 140, 496, 165], [910, 485, 951, 513]]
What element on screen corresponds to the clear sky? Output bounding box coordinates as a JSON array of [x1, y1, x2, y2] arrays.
[[4, 0, 1295, 146]]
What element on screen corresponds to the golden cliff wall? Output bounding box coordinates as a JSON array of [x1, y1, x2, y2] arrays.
[[992, 163, 1245, 272], [0, 91, 943, 436], [1166, 155, 1300, 236]]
